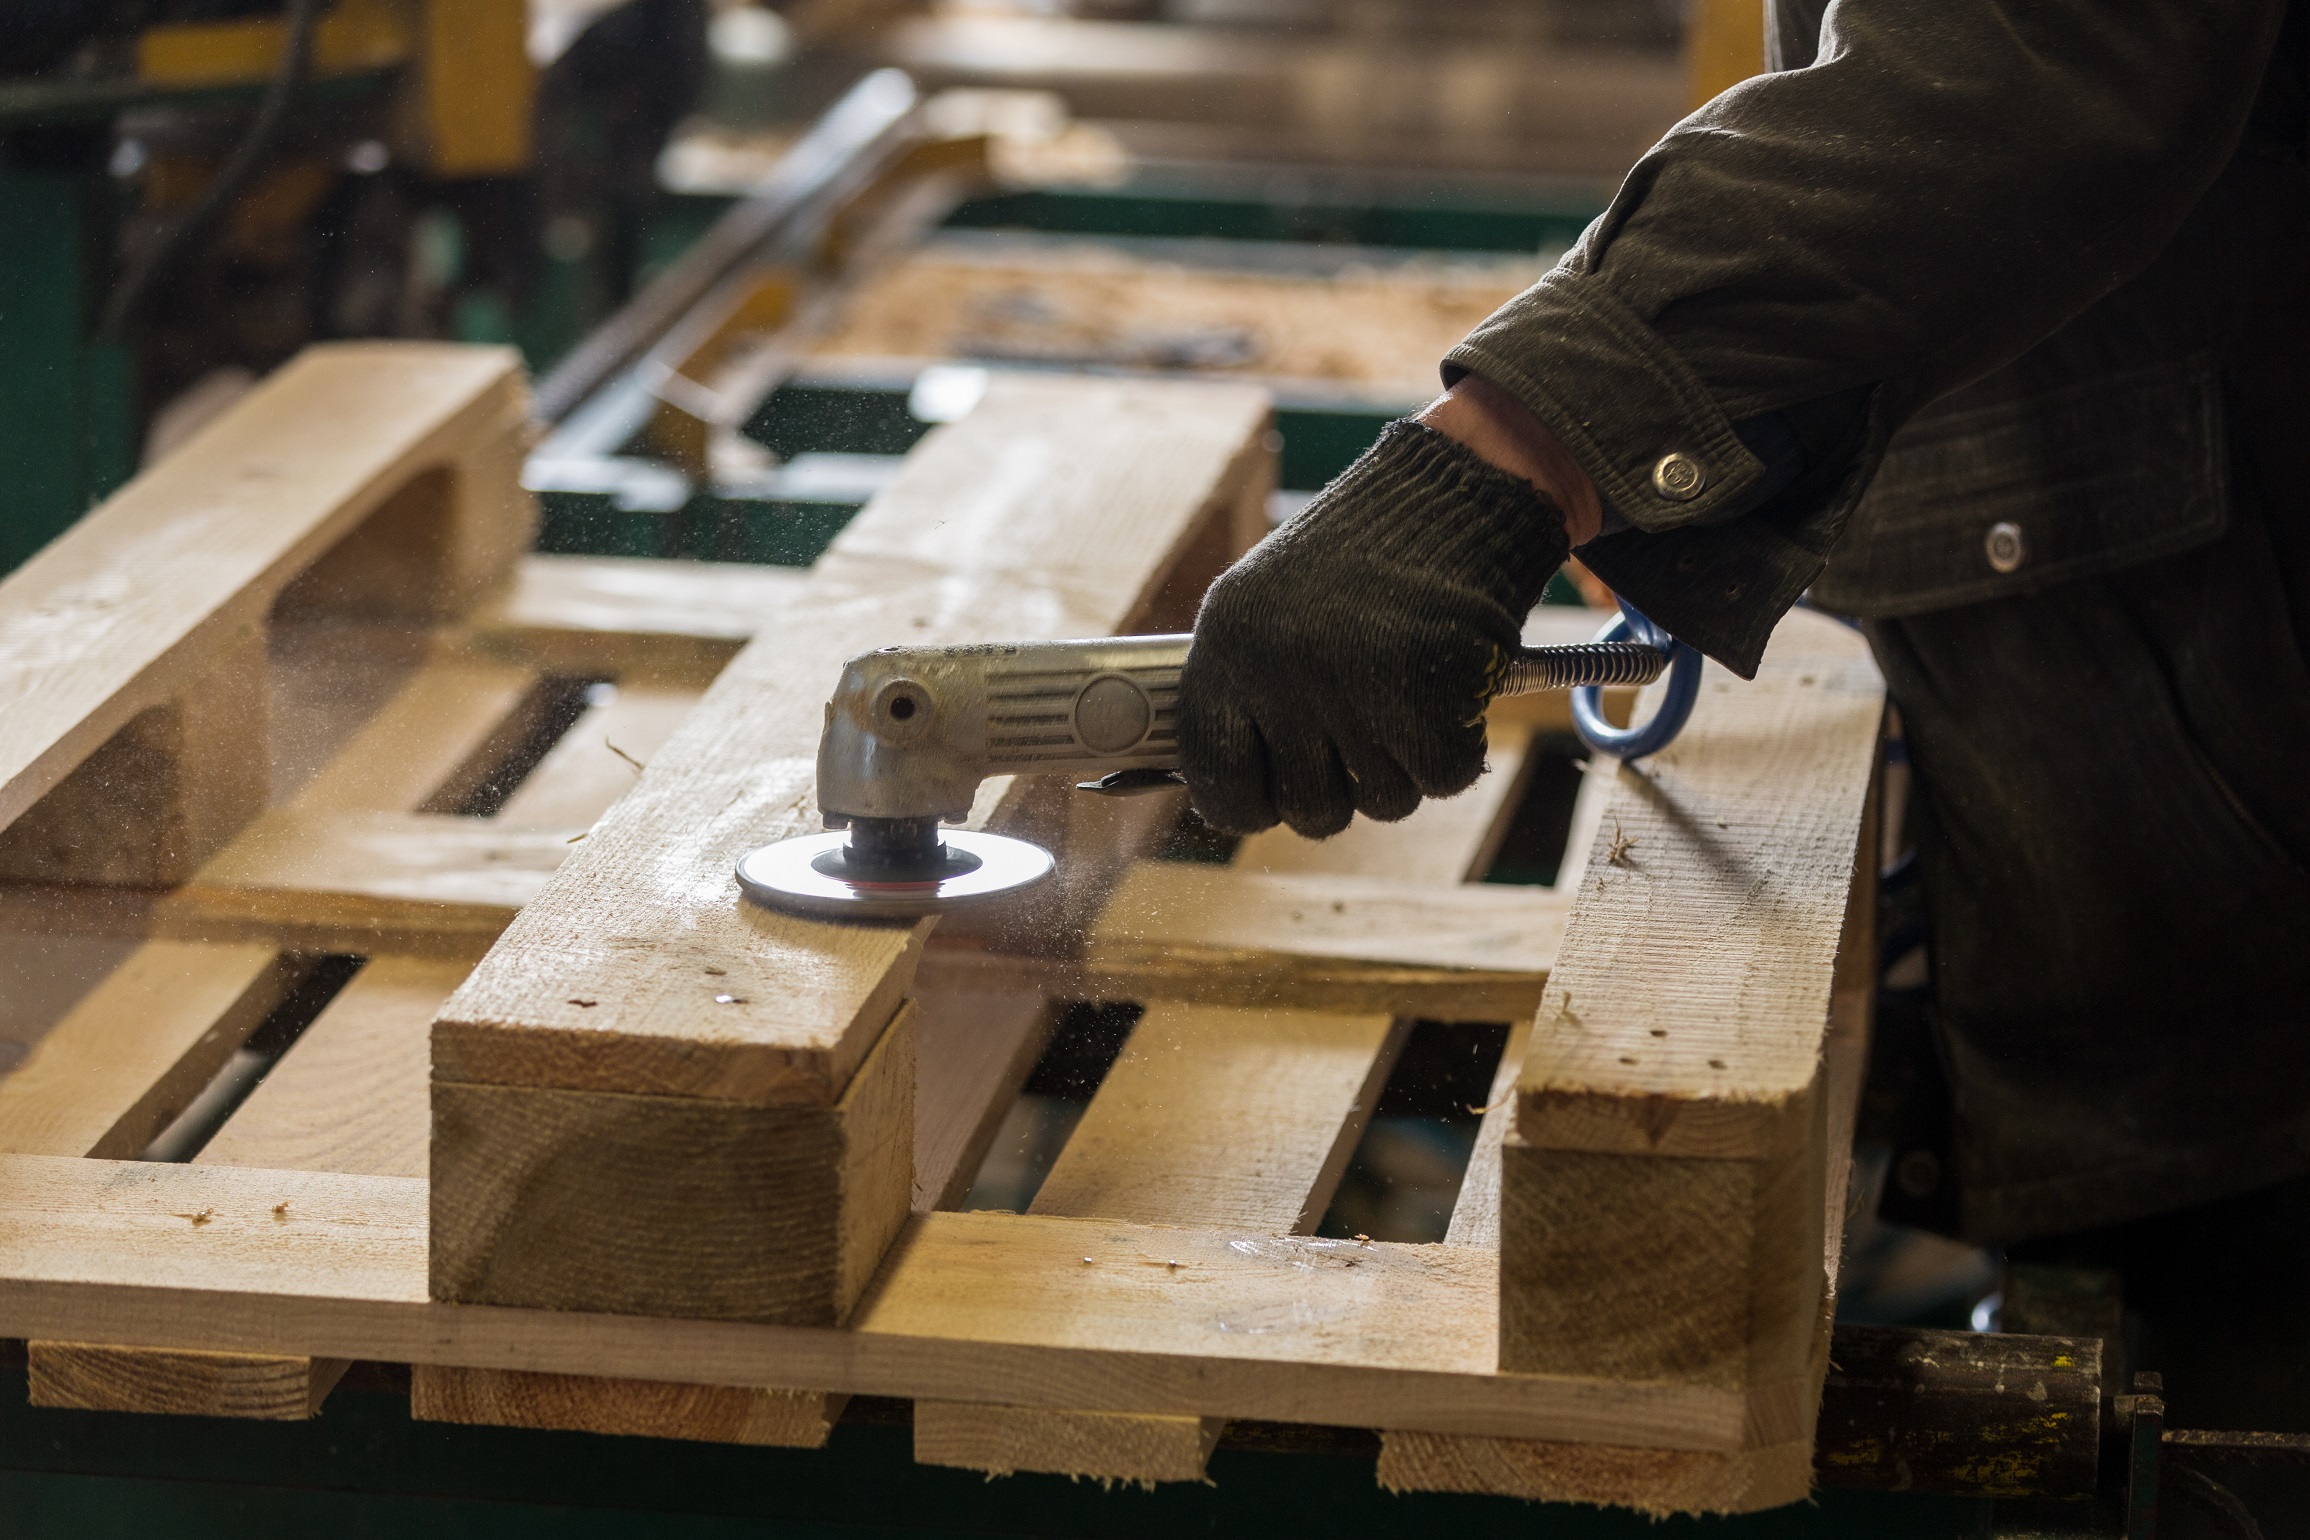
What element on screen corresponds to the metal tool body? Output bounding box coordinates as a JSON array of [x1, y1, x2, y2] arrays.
[[738, 613, 1702, 918]]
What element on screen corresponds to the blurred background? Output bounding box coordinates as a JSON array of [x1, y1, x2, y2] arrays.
[[0, 0, 1986, 1332]]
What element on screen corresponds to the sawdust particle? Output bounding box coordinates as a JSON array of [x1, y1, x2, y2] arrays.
[[1605, 821, 1637, 866], [173, 1209, 215, 1226], [567, 998, 598, 1008], [271, 1202, 289, 1220]]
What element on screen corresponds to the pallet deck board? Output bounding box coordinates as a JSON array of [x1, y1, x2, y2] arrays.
[[0, 1154, 1763, 1450], [0, 942, 291, 1161]]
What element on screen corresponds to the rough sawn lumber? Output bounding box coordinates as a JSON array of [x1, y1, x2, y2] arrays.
[[0, 1154, 1761, 1450]]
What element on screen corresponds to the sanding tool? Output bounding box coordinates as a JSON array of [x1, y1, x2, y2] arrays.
[[737, 604, 1702, 918]]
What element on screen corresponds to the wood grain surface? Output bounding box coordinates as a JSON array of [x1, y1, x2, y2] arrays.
[[0, 1154, 1768, 1450]]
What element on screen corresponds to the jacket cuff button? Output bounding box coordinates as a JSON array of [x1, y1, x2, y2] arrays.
[[1651, 453, 1707, 501], [1985, 520, 2027, 574]]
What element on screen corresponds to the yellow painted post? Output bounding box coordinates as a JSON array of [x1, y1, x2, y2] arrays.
[[419, 0, 534, 178], [1685, 0, 1768, 109]]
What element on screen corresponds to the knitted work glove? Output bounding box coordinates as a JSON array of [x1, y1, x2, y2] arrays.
[[1179, 419, 1572, 838]]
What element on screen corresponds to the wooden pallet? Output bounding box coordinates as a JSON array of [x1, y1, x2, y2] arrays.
[[0, 340, 1884, 1516]]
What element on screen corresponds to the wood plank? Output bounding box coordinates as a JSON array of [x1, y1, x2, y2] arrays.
[[28, 1340, 347, 1420], [169, 810, 582, 948], [908, 979, 1053, 1214], [492, 682, 702, 828], [1440, 1018, 1532, 1250], [0, 1155, 1764, 1450], [1082, 862, 1563, 1016], [917, 1000, 1405, 1483], [411, 1368, 841, 1447], [915, 1404, 1224, 1485], [1028, 1004, 1402, 1233], [195, 954, 465, 1180], [0, 941, 289, 1159], [429, 375, 1273, 1330], [463, 553, 806, 683], [434, 375, 1271, 1107], [1512, 610, 1882, 1158], [289, 655, 541, 816], [0, 343, 530, 860]]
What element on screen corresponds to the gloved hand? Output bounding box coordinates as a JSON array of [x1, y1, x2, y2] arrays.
[[1178, 419, 1572, 838]]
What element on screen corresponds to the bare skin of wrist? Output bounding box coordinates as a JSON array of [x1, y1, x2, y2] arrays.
[[1417, 374, 1604, 547]]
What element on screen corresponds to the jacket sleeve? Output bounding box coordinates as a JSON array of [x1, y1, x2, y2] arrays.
[[1444, 0, 2289, 675]]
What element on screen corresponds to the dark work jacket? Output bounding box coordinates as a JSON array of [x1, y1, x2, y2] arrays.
[[1446, 0, 2310, 1240]]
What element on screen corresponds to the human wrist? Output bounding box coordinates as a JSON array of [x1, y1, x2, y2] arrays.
[[1418, 373, 1604, 546], [1321, 420, 1570, 615]]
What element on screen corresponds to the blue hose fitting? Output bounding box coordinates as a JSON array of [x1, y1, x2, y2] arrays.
[[1570, 599, 1703, 760]]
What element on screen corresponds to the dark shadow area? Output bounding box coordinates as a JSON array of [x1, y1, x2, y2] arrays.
[[138, 953, 366, 1163], [961, 1000, 1144, 1213], [1317, 1019, 1510, 1243]]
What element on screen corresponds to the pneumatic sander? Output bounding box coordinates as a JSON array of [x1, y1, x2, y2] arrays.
[[736, 602, 1702, 919]]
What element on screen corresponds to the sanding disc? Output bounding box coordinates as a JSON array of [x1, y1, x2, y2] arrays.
[[735, 830, 1054, 918]]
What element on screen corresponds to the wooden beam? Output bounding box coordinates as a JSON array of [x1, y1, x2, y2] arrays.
[[0, 343, 530, 880], [908, 981, 1054, 1214], [0, 627, 270, 887], [493, 683, 701, 827], [0, 1155, 1769, 1450], [28, 1340, 348, 1421], [196, 954, 466, 1180], [1028, 1004, 1402, 1233], [168, 810, 581, 949], [918, 999, 1405, 1481], [429, 375, 1273, 1328], [410, 1368, 841, 1447], [287, 654, 542, 815], [0, 941, 290, 1160], [1083, 863, 1564, 1018], [460, 553, 807, 685]]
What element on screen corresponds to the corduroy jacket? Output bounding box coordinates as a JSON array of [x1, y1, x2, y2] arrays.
[[1443, 0, 2309, 1239]]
